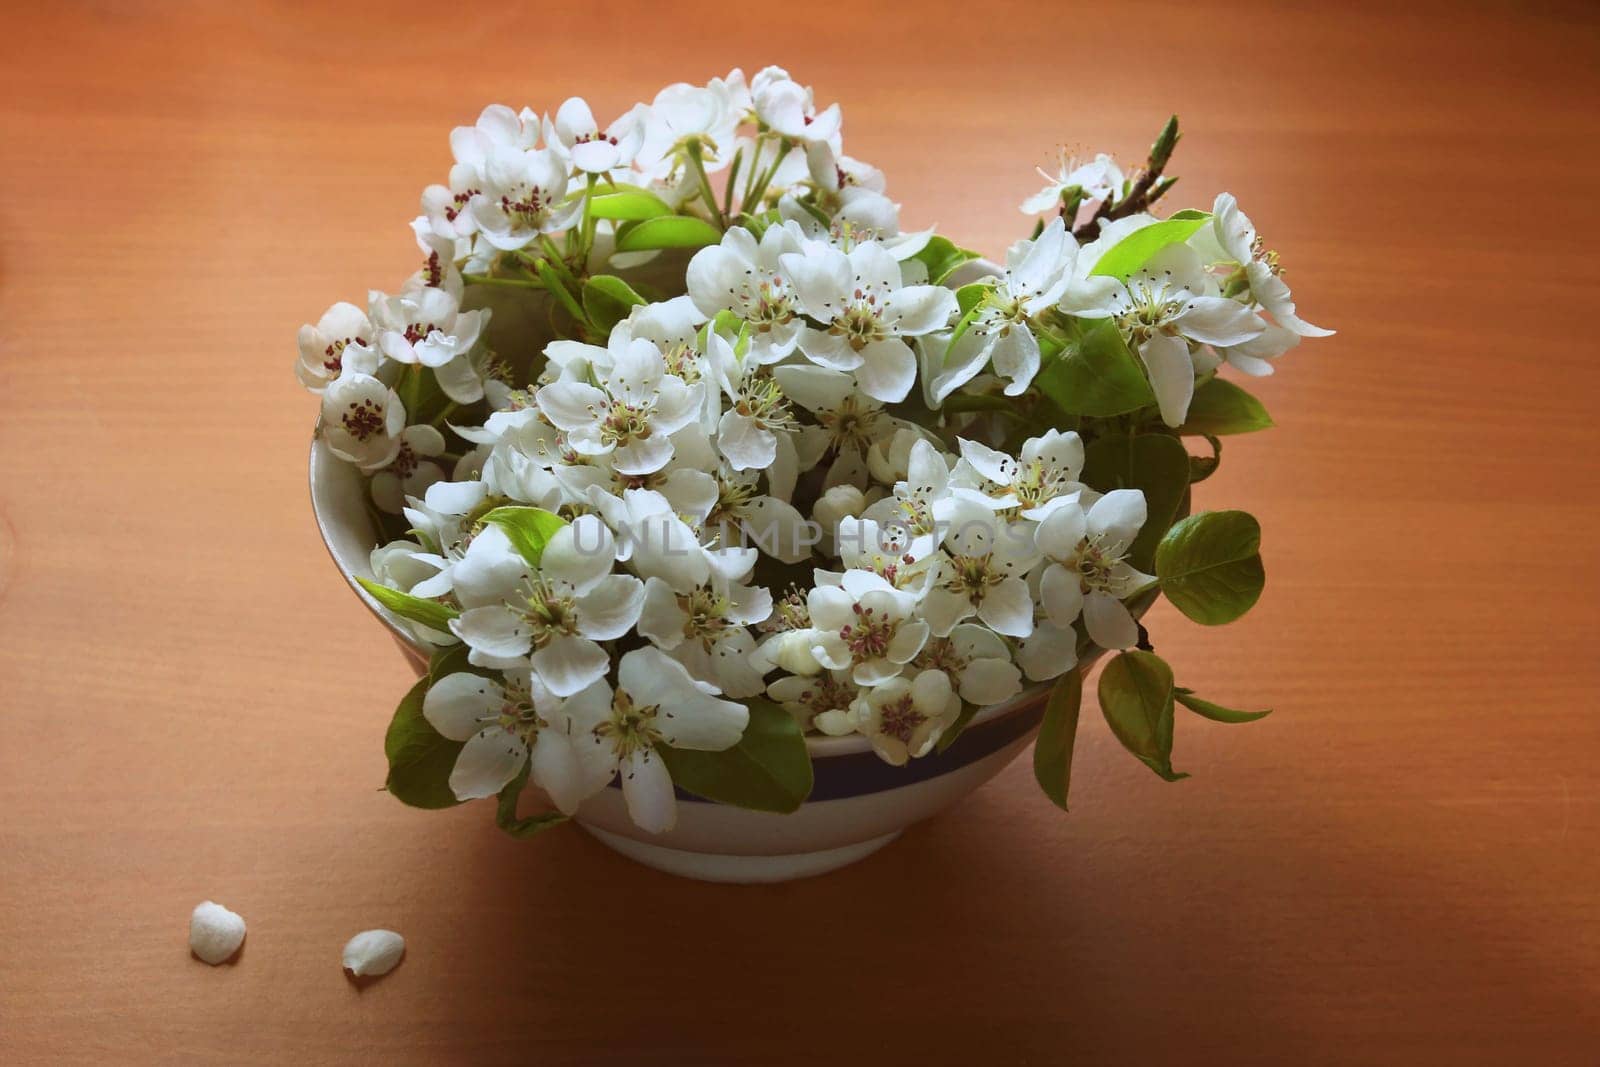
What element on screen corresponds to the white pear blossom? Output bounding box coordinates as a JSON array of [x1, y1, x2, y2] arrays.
[[637, 574, 772, 698], [370, 287, 488, 370], [450, 516, 645, 695], [807, 569, 930, 686], [920, 499, 1039, 638], [953, 430, 1084, 521], [751, 65, 842, 146], [470, 147, 581, 250], [1020, 150, 1125, 216], [779, 240, 956, 402], [1208, 193, 1332, 339], [828, 517, 937, 600], [321, 371, 405, 471], [1213, 321, 1302, 377], [800, 143, 901, 237], [700, 463, 811, 565], [937, 218, 1076, 398], [686, 223, 806, 362], [1070, 242, 1266, 426], [418, 104, 539, 238], [296, 302, 375, 392], [545, 97, 644, 174], [636, 70, 749, 179], [860, 437, 960, 561], [613, 296, 709, 385], [774, 364, 916, 488], [914, 624, 1023, 707], [560, 647, 749, 833], [705, 331, 795, 471], [423, 667, 612, 808], [768, 671, 859, 735], [852, 668, 962, 765], [1035, 489, 1153, 651], [591, 487, 712, 593], [369, 424, 447, 513], [536, 335, 702, 476]]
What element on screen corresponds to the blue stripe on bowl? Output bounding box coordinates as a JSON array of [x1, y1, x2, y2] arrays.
[[607, 691, 1048, 805]]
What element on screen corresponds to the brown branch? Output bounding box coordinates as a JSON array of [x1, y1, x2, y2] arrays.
[[1071, 115, 1181, 243]]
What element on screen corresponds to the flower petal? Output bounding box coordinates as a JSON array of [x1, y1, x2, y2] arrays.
[[1138, 332, 1196, 428], [1174, 296, 1265, 348], [1083, 590, 1138, 650], [535, 380, 607, 432], [450, 605, 534, 661], [620, 647, 748, 750], [528, 721, 614, 815], [621, 748, 677, 834], [853, 337, 916, 403], [422, 672, 500, 741], [1040, 563, 1085, 627], [1035, 504, 1087, 561], [1017, 622, 1078, 681], [881, 285, 957, 336], [449, 726, 527, 800], [977, 576, 1034, 638], [959, 658, 1022, 706], [532, 634, 610, 697], [574, 574, 645, 640], [541, 515, 615, 595], [1086, 489, 1147, 554]]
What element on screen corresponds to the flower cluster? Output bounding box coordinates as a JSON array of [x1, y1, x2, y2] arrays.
[[301, 69, 1329, 835]]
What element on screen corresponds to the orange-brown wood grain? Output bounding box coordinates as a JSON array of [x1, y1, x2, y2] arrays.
[[2, 1, 1598, 1062]]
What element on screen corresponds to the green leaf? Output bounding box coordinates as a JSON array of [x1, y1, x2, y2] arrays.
[[587, 187, 674, 221], [656, 698, 813, 813], [1177, 378, 1275, 436], [614, 214, 723, 253], [383, 674, 464, 809], [1033, 318, 1157, 417], [1174, 688, 1272, 723], [1187, 433, 1222, 483], [910, 234, 980, 285], [582, 275, 647, 334], [356, 576, 459, 633], [1089, 209, 1211, 281], [1098, 651, 1187, 781], [480, 506, 567, 569], [495, 765, 569, 839], [1081, 432, 1191, 570], [1033, 670, 1084, 810], [955, 281, 990, 317], [946, 280, 996, 348], [1154, 510, 1265, 625]]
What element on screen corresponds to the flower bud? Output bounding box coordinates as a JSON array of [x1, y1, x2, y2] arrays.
[[814, 484, 866, 538], [755, 629, 823, 676]]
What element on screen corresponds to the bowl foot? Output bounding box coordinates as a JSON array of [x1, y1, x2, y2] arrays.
[[578, 824, 903, 883]]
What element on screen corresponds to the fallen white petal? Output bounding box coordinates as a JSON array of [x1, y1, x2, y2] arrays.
[[342, 929, 405, 977], [189, 901, 246, 965]]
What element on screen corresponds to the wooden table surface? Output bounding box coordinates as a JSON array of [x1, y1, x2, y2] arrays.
[[4, 2, 1597, 1062]]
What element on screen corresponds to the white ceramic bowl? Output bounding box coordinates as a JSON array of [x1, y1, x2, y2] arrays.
[[308, 256, 1083, 883]]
